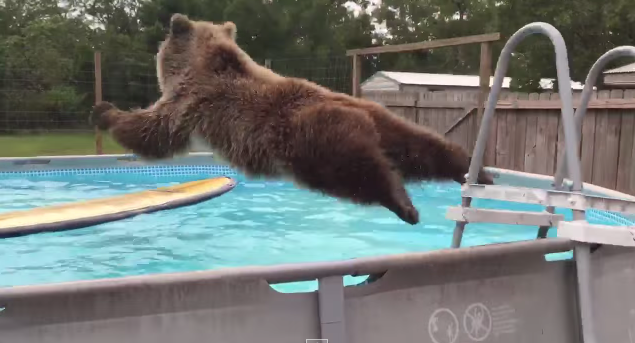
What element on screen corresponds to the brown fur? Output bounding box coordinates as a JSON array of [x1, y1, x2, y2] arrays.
[[91, 13, 494, 225]]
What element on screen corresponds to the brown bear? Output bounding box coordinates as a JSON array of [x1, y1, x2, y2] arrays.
[[91, 13, 494, 225]]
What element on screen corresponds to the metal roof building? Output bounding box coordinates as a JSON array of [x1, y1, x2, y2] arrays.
[[603, 62, 635, 89], [361, 71, 587, 93]]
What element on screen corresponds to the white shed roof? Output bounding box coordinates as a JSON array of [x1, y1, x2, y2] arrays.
[[362, 71, 586, 91], [604, 62, 635, 74]]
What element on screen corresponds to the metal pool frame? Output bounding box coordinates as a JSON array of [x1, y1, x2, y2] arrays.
[[1, 22, 635, 343]]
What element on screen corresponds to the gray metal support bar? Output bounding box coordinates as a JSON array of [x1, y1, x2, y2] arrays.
[[451, 223, 465, 248], [537, 206, 559, 238], [536, 224, 550, 239], [318, 276, 347, 343], [553, 46, 635, 189], [574, 244, 597, 343], [451, 197, 470, 248], [538, 181, 569, 239]]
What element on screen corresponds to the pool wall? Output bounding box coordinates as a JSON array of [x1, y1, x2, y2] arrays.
[[1, 237, 635, 343], [1, 153, 635, 343]]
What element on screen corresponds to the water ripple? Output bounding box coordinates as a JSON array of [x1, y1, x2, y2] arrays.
[[0, 174, 561, 289]]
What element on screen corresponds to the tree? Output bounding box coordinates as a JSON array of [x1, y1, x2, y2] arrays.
[[1, 0, 634, 132], [0, 5, 94, 131], [498, 0, 635, 91]]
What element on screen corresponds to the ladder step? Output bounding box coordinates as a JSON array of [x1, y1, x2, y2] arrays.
[[446, 207, 564, 226], [462, 184, 635, 215], [557, 220, 635, 247]]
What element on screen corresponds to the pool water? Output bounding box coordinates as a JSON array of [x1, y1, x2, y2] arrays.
[[0, 172, 621, 292]]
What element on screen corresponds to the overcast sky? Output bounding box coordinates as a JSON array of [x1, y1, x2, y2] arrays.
[[344, 0, 388, 35]]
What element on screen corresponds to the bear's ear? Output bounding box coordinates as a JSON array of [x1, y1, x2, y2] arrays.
[[170, 13, 192, 35], [222, 22, 237, 40]]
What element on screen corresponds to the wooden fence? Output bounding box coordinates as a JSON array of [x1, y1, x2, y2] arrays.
[[363, 89, 635, 195]]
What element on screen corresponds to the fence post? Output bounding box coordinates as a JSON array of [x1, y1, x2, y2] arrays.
[[352, 54, 361, 97], [94, 51, 103, 155], [264, 59, 272, 69], [477, 41, 493, 165]]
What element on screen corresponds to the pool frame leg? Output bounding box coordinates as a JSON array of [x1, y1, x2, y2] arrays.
[[318, 276, 347, 343], [574, 243, 597, 343]]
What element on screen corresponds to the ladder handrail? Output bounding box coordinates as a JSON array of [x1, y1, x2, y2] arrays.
[[553, 46, 635, 189], [467, 22, 583, 192]]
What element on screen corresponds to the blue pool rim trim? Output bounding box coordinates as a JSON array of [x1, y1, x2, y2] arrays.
[[0, 176, 237, 239], [0, 165, 238, 177]]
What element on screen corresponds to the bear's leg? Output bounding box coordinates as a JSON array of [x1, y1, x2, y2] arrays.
[[91, 101, 192, 160], [363, 105, 494, 185], [289, 104, 419, 225]]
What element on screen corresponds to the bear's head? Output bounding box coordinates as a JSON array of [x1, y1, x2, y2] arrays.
[[156, 13, 243, 93]]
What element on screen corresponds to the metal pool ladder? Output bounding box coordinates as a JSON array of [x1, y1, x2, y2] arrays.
[[444, 22, 635, 343]]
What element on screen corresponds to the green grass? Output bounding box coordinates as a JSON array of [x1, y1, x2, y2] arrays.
[[0, 133, 126, 157]]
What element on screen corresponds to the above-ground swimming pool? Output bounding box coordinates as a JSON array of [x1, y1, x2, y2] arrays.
[[1, 154, 633, 293], [3, 24, 634, 343]]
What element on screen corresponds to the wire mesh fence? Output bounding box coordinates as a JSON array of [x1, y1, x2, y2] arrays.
[[269, 54, 352, 95], [101, 52, 161, 118], [0, 60, 96, 133], [0, 52, 353, 135]]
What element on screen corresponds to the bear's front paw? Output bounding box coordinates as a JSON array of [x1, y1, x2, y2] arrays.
[[90, 101, 117, 130]]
